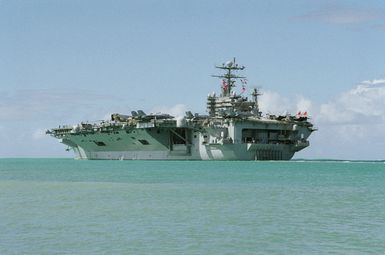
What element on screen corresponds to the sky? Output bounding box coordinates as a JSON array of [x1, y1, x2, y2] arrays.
[[1, 0, 385, 159]]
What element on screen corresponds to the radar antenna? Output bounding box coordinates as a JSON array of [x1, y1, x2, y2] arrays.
[[251, 87, 262, 116], [212, 57, 246, 97]]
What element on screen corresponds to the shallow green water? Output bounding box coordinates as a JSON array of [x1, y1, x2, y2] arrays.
[[1, 159, 385, 254]]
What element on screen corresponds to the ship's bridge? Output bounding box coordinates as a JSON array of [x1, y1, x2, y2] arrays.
[[208, 58, 261, 118], [207, 94, 258, 117]]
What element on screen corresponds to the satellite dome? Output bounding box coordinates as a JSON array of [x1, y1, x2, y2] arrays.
[[225, 60, 233, 67]]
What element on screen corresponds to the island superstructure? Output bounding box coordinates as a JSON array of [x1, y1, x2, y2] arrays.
[[47, 59, 315, 160]]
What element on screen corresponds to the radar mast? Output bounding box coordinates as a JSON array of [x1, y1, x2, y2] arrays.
[[252, 87, 262, 116], [212, 57, 246, 97]]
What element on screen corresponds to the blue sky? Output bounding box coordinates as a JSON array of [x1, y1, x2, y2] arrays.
[[1, 0, 385, 159]]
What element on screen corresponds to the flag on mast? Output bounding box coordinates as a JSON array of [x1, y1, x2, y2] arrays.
[[222, 79, 228, 89]]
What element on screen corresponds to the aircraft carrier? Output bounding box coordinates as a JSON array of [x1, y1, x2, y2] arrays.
[[47, 59, 315, 160]]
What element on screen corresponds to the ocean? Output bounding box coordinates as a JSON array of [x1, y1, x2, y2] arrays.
[[1, 159, 385, 254]]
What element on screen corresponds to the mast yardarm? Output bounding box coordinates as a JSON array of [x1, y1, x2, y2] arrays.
[[212, 57, 246, 97]]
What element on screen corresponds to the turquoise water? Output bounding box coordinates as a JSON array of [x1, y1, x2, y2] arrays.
[[1, 159, 385, 254]]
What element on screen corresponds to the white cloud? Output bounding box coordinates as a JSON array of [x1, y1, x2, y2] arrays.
[[296, 96, 312, 114], [320, 9, 377, 24], [259, 91, 312, 115], [306, 79, 385, 159], [259, 90, 292, 114], [293, 6, 385, 26], [318, 79, 385, 124]]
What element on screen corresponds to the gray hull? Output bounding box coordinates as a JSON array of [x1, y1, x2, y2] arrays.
[[59, 121, 310, 161]]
